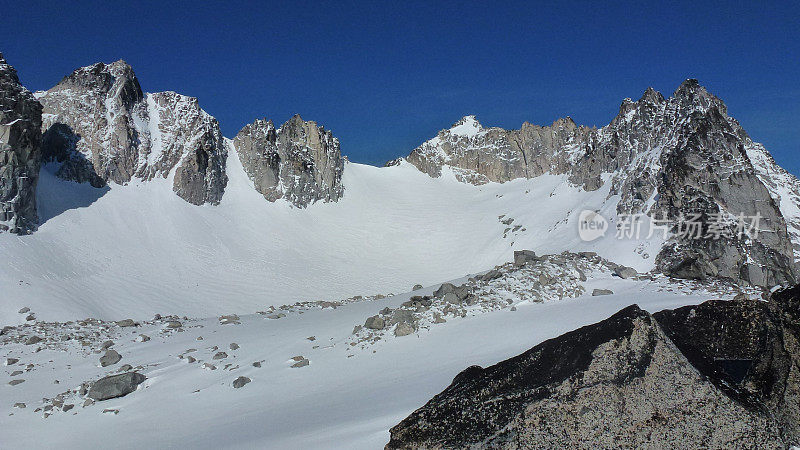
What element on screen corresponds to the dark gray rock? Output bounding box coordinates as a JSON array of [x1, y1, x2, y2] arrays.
[[513, 250, 538, 267], [87, 372, 146, 401], [613, 265, 637, 279], [394, 322, 414, 337], [24, 336, 43, 345], [100, 350, 121, 367], [387, 289, 800, 448], [232, 376, 251, 389], [364, 315, 385, 330], [0, 54, 43, 234]]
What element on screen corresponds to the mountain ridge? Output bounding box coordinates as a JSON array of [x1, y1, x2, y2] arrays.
[[2, 54, 799, 289]]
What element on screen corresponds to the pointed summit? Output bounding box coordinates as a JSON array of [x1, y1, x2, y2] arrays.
[[449, 115, 482, 137], [639, 87, 664, 104]]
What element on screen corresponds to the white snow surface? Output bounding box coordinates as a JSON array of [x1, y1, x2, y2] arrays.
[[0, 146, 658, 324], [1, 272, 739, 449]]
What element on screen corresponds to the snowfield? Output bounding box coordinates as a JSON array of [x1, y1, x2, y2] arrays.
[[0, 144, 661, 324], [1, 268, 744, 449]]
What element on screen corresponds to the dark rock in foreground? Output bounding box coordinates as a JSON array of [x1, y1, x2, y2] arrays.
[[87, 372, 146, 401], [387, 287, 800, 448]]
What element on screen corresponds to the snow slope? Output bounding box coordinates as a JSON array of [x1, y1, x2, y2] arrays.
[[1, 271, 741, 449], [0, 142, 661, 324]]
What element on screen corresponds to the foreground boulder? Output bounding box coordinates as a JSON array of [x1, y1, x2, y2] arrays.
[[0, 53, 43, 234], [387, 288, 800, 448], [87, 372, 147, 401]]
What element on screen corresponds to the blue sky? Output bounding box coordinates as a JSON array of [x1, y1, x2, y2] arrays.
[[3, 1, 798, 172]]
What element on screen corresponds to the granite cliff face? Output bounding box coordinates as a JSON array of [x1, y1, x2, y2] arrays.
[[387, 287, 800, 449], [232, 114, 344, 207], [36, 61, 227, 205], [403, 81, 800, 287], [0, 53, 42, 234]]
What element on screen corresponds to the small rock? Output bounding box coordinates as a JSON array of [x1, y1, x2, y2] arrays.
[[100, 350, 122, 367], [62, 404, 74, 412], [101, 340, 115, 350], [136, 334, 150, 342], [25, 314, 35, 321], [165, 321, 182, 329], [613, 266, 638, 279], [18, 307, 30, 314], [219, 314, 240, 325], [252, 361, 262, 368], [229, 343, 239, 350], [82, 399, 94, 407], [8, 379, 25, 386], [412, 284, 423, 291], [4, 357, 19, 366], [394, 322, 414, 337], [186, 356, 196, 363], [291, 359, 309, 368], [10, 370, 22, 376], [364, 315, 385, 330], [513, 250, 537, 266], [213, 352, 228, 360], [102, 409, 119, 415], [232, 376, 251, 388], [306, 336, 316, 341], [443, 293, 460, 304], [24, 336, 43, 345], [592, 289, 614, 296], [116, 319, 136, 327], [202, 363, 217, 370], [118, 364, 133, 372], [13, 402, 25, 409]]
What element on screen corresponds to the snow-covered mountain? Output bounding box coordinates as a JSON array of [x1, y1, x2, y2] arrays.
[[400, 82, 800, 287], [2, 55, 800, 324], [3, 53, 800, 449]]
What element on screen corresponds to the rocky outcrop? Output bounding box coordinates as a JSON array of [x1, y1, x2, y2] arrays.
[[387, 288, 800, 448], [232, 114, 344, 207], [402, 81, 799, 287], [0, 53, 42, 234], [36, 61, 227, 205]]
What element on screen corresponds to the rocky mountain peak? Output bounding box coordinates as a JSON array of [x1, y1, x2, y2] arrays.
[[448, 115, 483, 136], [0, 54, 43, 234], [639, 86, 665, 104], [402, 79, 800, 287], [232, 115, 344, 207], [37, 60, 227, 205]]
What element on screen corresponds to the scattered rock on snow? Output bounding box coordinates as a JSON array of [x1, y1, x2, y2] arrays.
[[8, 379, 25, 386], [100, 350, 122, 367], [4, 357, 19, 366], [212, 352, 228, 360], [412, 284, 423, 291], [232, 376, 251, 388], [24, 336, 43, 345], [18, 307, 30, 314], [229, 343, 239, 350], [592, 289, 614, 296], [613, 265, 637, 279], [116, 319, 136, 327]]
